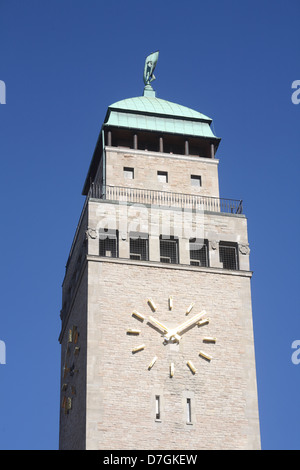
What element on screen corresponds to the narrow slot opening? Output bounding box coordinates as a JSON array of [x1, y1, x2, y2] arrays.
[[155, 395, 161, 420], [187, 398, 192, 424]]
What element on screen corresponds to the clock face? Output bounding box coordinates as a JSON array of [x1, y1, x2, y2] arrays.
[[127, 296, 216, 377], [61, 325, 80, 415]]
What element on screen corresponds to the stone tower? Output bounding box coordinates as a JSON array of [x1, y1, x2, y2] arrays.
[[59, 55, 260, 450]]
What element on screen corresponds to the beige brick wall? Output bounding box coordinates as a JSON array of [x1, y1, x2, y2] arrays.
[[85, 259, 260, 450], [59, 266, 88, 450], [105, 148, 220, 198]]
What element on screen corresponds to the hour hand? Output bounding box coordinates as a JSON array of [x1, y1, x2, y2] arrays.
[[148, 316, 169, 334]]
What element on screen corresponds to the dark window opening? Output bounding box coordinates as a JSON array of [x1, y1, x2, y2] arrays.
[[189, 239, 209, 267], [219, 242, 238, 270], [160, 236, 179, 264], [130, 235, 149, 261], [99, 229, 118, 258], [138, 132, 159, 152], [124, 167, 134, 179], [157, 171, 168, 183], [191, 175, 202, 188]]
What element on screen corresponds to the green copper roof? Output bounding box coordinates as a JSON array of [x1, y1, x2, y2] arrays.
[[104, 95, 219, 139], [108, 96, 212, 121]]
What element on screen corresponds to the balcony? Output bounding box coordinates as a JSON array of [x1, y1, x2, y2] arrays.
[[89, 183, 243, 215]]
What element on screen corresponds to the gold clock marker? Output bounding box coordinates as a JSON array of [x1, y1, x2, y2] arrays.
[[187, 360, 197, 374], [148, 356, 157, 370], [132, 310, 146, 321], [197, 318, 210, 326], [170, 363, 175, 377], [127, 329, 141, 335], [132, 344, 145, 353], [186, 302, 194, 315], [147, 298, 157, 311], [203, 337, 216, 343], [68, 329, 73, 343], [199, 351, 212, 361]]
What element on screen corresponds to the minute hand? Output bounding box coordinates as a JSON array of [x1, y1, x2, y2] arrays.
[[164, 310, 206, 340]]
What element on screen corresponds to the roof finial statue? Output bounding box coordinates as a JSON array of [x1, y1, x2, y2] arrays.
[[143, 50, 159, 97]]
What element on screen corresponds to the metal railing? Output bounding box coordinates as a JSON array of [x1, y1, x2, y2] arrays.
[[89, 183, 243, 214]]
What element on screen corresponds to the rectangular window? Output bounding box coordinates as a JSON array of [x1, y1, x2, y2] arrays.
[[124, 167, 134, 179], [186, 398, 192, 424], [155, 395, 160, 420], [219, 242, 238, 270], [157, 171, 168, 183], [189, 239, 209, 267], [191, 175, 202, 188], [99, 229, 118, 258], [160, 236, 179, 264], [130, 234, 149, 261]]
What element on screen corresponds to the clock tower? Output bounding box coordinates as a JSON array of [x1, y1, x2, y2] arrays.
[[59, 52, 260, 450]]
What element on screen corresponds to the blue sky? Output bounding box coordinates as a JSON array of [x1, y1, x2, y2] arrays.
[[0, 0, 299, 450]]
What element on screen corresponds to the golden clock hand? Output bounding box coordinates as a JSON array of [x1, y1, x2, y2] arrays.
[[148, 316, 170, 334], [176, 310, 206, 334], [164, 311, 206, 341]]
